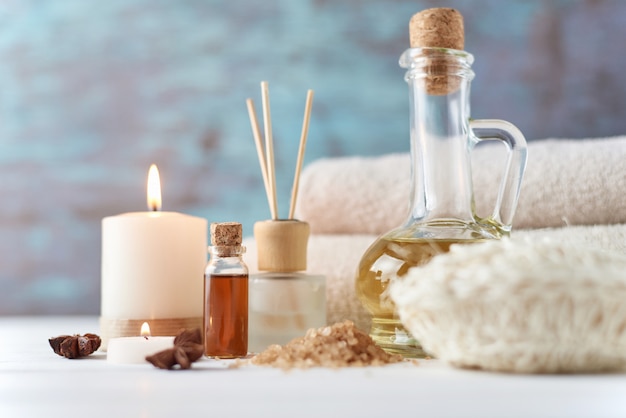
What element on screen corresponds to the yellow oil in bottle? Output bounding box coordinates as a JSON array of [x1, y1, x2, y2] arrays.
[[355, 236, 486, 357]]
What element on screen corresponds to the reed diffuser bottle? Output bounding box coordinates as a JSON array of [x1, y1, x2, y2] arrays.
[[355, 8, 528, 358], [249, 220, 326, 353], [245, 81, 326, 352], [204, 222, 249, 358]]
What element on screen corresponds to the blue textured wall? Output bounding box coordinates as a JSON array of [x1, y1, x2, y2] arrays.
[[1, 0, 625, 314]]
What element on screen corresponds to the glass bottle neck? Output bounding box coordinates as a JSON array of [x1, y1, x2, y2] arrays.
[[400, 48, 477, 228], [206, 245, 248, 276], [209, 245, 246, 258]]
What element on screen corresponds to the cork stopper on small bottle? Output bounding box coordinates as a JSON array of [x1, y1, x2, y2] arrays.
[[211, 222, 242, 246], [409, 8, 464, 50], [254, 220, 309, 272]]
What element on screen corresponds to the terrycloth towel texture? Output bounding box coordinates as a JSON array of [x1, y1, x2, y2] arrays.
[[390, 238, 626, 373], [295, 137, 626, 234], [244, 224, 626, 332]]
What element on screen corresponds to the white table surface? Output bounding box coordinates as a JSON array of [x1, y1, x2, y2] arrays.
[[1, 316, 626, 418]]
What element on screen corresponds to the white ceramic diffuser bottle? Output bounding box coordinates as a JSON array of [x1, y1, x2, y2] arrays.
[[249, 219, 326, 353]]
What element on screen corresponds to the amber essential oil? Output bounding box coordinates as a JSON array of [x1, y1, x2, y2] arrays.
[[204, 274, 249, 358]]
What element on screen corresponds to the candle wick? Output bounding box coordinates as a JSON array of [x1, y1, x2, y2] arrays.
[[144, 335, 149, 340]]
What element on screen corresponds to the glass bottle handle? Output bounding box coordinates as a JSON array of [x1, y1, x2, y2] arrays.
[[469, 119, 528, 231]]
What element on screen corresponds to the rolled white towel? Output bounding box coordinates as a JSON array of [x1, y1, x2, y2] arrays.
[[295, 136, 626, 234], [390, 237, 626, 373]]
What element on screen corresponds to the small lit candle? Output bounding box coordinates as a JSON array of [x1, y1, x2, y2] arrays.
[[107, 322, 175, 364]]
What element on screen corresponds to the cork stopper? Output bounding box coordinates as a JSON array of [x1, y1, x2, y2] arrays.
[[409, 8, 464, 50], [210, 222, 242, 246], [407, 8, 466, 96], [254, 220, 309, 272]]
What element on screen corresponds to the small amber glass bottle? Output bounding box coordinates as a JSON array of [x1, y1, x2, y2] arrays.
[[204, 222, 249, 358]]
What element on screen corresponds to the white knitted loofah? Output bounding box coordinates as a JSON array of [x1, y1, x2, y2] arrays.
[[389, 238, 626, 373]]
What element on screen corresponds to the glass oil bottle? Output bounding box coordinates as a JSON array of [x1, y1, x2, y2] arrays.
[[249, 220, 326, 353], [355, 8, 528, 358], [204, 222, 249, 358]]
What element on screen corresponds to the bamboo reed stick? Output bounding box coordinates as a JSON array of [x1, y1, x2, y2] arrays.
[[288, 90, 314, 219], [261, 81, 279, 220], [246, 98, 274, 216]]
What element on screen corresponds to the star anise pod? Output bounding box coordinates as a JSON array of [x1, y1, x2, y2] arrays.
[[49, 333, 101, 359], [146, 328, 204, 370]]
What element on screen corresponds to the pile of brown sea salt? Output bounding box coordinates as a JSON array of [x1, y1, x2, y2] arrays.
[[248, 320, 404, 369]]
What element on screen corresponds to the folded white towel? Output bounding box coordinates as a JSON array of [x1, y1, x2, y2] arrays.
[[296, 136, 626, 234]]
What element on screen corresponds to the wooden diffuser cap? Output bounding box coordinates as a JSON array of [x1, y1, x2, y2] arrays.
[[409, 8, 464, 50], [254, 220, 309, 272], [210, 222, 242, 246]]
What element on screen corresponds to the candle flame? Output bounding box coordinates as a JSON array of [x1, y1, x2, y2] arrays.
[[147, 164, 162, 211], [140, 322, 151, 337]]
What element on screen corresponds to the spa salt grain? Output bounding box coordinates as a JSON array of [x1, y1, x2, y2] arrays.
[[248, 320, 403, 369]]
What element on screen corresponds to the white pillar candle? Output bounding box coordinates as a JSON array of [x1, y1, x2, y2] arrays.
[[100, 165, 207, 343], [107, 323, 175, 364]]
